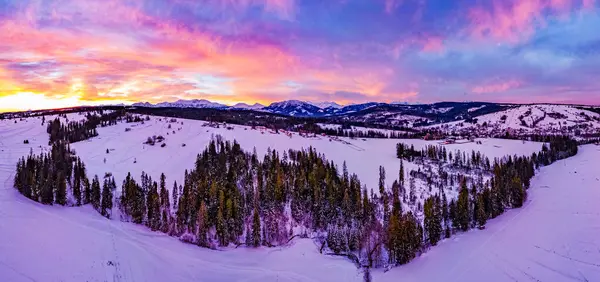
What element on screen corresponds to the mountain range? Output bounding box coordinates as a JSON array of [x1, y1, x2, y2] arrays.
[[131, 99, 600, 129]]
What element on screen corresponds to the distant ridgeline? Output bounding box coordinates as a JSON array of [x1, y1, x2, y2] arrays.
[[10, 108, 581, 271], [4, 104, 599, 142]]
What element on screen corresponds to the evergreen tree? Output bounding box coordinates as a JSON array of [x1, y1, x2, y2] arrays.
[[476, 193, 487, 229], [82, 176, 91, 205], [197, 201, 208, 247], [172, 181, 178, 211], [91, 175, 101, 211], [424, 196, 442, 246], [56, 171, 67, 205], [456, 180, 471, 232], [251, 206, 261, 247], [510, 176, 526, 208], [101, 177, 114, 218], [147, 181, 160, 230]]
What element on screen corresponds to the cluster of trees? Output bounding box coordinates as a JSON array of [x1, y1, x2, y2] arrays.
[[120, 172, 172, 231], [46, 118, 98, 144], [13, 142, 115, 218], [46, 111, 131, 145], [321, 127, 418, 139], [397, 143, 492, 171], [115, 137, 393, 263]]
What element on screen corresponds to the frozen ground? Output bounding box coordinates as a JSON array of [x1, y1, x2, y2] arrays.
[[1, 116, 598, 282]]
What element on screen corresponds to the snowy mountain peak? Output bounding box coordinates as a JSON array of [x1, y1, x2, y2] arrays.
[[308, 101, 343, 109], [263, 100, 322, 117], [131, 99, 228, 109], [232, 103, 265, 110], [268, 100, 311, 108]]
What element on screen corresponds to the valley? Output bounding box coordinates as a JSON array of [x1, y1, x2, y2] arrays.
[[1, 106, 598, 282]]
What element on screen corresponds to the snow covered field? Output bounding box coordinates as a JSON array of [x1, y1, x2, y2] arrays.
[[1, 115, 598, 282], [70, 117, 543, 196]]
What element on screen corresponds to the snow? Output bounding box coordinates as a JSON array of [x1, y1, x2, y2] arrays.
[[231, 103, 265, 110], [69, 117, 543, 195], [0, 116, 361, 282], [2, 114, 596, 282], [133, 99, 228, 109], [457, 105, 599, 131], [308, 101, 343, 109], [426, 107, 453, 114], [467, 105, 486, 112]]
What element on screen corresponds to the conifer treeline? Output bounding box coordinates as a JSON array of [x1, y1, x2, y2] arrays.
[[46, 118, 98, 144], [319, 127, 419, 139], [46, 111, 128, 145], [397, 143, 492, 171], [13, 142, 115, 218]]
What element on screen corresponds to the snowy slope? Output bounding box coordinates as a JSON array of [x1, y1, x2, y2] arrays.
[[2, 115, 598, 282], [436, 104, 600, 135], [0, 116, 361, 282]]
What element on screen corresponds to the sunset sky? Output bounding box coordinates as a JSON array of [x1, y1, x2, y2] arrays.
[[0, 0, 599, 112]]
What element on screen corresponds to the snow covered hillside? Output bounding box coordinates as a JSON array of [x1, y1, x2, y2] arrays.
[[1, 115, 597, 282], [433, 104, 600, 136], [0, 116, 361, 282]]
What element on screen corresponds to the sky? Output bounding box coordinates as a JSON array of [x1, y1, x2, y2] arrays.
[[0, 0, 599, 111]]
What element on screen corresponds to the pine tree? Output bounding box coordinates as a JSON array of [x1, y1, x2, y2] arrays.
[[197, 201, 208, 247], [82, 176, 91, 205], [56, 171, 67, 205], [456, 180, 471, 232], [398, 160, 405, 199], [91, 175, 101, 211], [476, 194, 487, 229], [159, 174, 171, 233], [72, 159, 82, 206], [147, 181, 160, 230], [101, 177, 114, 218], [251, 206, 261, 247], [172, 181, 178, 211], [424, 196, 442, 246], [510, 176, 525, 208]]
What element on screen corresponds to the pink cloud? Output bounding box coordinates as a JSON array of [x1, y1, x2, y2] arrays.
[[472, 79, 522, 94], [467, 0, 593, 43], [421, 36, 444, 52], [385, 0, 402, 14], [583, 0, 596, 9]]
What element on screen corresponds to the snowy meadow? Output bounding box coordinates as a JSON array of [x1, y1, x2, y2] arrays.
[[1, 113, 598, 282]]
